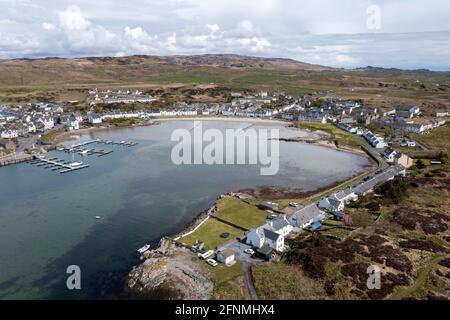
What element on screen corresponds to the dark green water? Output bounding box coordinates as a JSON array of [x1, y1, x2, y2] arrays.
[[0, 121, 370, 299]]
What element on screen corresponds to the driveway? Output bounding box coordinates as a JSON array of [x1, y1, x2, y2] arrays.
[[219, 239, 263, 264]]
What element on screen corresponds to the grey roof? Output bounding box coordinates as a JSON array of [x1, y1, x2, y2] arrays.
[[263, 228, 282, 241], [271, 218, 289, 231], [353, 166, 403, 195], [331, 188, 354, 201], [288, 204, 322, 226]]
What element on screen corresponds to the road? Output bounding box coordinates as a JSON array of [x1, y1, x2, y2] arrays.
[[16, 125, 64, 152], [242, 262, 259, 300]]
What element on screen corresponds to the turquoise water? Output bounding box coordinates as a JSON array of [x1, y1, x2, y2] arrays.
[[0, 121, 370, 299]]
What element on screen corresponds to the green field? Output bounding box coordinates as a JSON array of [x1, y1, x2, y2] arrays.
[[179, 218, 243, 250], [215, 197, 268, 229], [252, 263, 325, 299], [413, 125, 450, 151]]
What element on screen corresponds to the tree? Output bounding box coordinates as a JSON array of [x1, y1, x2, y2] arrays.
[[375, 178, 408, 204], [415, 159, 426, 169]]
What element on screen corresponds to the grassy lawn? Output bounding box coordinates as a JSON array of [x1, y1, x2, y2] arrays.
[[215, 197, 268, 229], [208, 262, 246, 300], [252, 262, 325, 299], [40, 130, 63, 143], [413, 125, 450, 151], [179, 218, 243, 250]]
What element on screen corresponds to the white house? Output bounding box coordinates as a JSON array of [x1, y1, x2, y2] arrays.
[[287, 204, 323, 229], [67, 114, 80, 130], [267, 216, 293, 237], [216, 249, 235, 266], [246, 228, 265, 248], [88, 114, 103, 124], [263, 229, 285, 252], [319, 188, 358, 212], [384, 147, 398, 163], [1, 129, 18, 139]]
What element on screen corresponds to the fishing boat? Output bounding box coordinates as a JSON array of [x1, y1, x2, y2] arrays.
[[137, 244, 150, 254]]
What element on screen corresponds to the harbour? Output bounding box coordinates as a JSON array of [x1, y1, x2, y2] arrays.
[[0, 121, 371, 299]]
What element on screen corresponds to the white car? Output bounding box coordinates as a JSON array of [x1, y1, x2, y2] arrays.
[[244, 249, 255, 255], [206, 259, 218, 267]]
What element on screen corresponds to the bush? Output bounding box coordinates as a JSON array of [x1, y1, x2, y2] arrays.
[[375, 178, 409, 204]]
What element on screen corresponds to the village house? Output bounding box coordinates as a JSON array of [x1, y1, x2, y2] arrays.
[[384, 147, 398, 163], [319, 188, 358, 212], [287, 203, 323, 229], [395, 105, 421, 118], [88, 114, 103, 124], [216, 249, 235, 266], [393, 153, 414, 168], [362, 130, 387, 149], [67, 114, 80, 130]]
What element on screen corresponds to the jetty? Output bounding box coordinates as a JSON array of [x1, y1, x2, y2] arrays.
[[70, 139, 138, 148], [30, 156, 89, 174], [59, 146, 114, 157]]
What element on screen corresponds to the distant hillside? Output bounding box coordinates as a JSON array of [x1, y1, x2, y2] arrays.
[[159, 54, 332, 71], [0, 54, 331, 86]]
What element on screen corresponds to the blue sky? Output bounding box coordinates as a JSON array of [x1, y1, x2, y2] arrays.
[[0, 0, 450, 70]]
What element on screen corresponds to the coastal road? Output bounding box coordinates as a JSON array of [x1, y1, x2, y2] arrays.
[[242, 262, 259, 300]]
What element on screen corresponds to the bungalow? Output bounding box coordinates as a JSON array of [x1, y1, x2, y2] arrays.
[[216, 249, 235, 266], [287, 203, 323, 229], [352, 166, 404, 196]]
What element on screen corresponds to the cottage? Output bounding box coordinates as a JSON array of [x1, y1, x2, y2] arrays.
[[319, 188, 358, 212], [287, 204, 323, 229], [88, 114, 103, 125], [216, 249, 235, 266], [268, 216, 293, 237], [384, 147, 398, 163], [263, 229, 285, 252]]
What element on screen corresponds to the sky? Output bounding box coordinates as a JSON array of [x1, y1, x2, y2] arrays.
[[0, 0, 450, 70]]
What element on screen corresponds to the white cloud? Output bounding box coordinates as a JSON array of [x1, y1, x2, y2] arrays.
[[0, 1, 449, 69], [58, 5, 90, 31]]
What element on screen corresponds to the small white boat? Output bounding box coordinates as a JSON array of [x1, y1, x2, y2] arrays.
[[79, 150, 89, 155], [137, 244, 151, 254], [95, 216, 101, 219], [69, 161, 83, 167]]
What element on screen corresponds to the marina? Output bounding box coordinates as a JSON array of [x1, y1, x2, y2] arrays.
[[30, 156, 89, 174], [70, 139, 138, 148]]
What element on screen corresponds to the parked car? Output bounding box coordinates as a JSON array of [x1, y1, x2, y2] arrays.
[[244, 249, 255, 255], [266, 214, 277, 220], [206, 259, 218, 267]]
